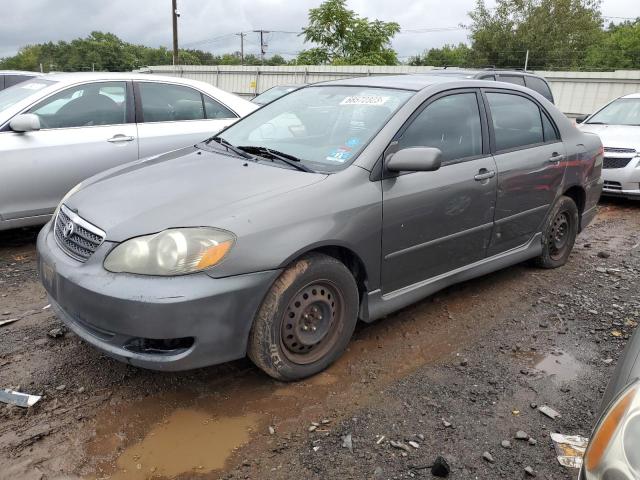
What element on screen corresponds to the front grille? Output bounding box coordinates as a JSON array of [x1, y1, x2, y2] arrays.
[[604, 180, 622, 191], [603, 157, 632, 169], [604, 147, 636, 154], [54, 205, 105, 262]]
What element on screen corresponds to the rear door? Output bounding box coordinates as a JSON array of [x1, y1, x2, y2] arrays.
[[135, 81, 239, 158], [0, 81, 138, 221], [381, 89, 497, 293], [483, 89, 566, 255]]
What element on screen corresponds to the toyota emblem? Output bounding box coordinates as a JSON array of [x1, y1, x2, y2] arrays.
[[63, 221, 75, 238]]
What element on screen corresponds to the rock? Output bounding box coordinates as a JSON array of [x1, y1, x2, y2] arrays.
[[460, 359, 468, 367], [308, 425, 317, 432], [55, 384, 66, 391], [530, 402, 538, 409], [525, 466, 536, 476], [528, 437, 537, 446], [604, 358, 614, 364], [268, 426, 275, 435], [431, 456, 451, 477], [390, 440, 412, 453], [598, 251, 610, 259], [408, 440, 420, 449], [47, 327, 66, 339], [77, 387, 85, 394], [442, 419, 452, 428], [313, 446, 320, 452], [342, 433, 353, 452], [482, 451, 495, 463], [501, 440, 512, 449], [515, 430, 529, 440]]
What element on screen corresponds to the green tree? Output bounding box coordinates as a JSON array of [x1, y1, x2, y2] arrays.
[[297, 0, 400, 65], [585, 19, 640, 70], [409, 43, 474, 67], [468, 0, 603, 70]]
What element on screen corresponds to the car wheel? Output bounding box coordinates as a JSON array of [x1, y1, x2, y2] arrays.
[[247, 253, 359, 381], [535, 195, 579, 269]]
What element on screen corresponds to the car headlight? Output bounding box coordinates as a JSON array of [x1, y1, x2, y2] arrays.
[[104, 228, 235, 276], [584, 379, 640, 479]]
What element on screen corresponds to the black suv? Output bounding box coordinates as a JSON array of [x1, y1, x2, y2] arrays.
[[424, 68, 555, 104]]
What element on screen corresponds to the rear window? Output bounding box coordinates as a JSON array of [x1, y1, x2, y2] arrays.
[[525, 76, 554, 103]]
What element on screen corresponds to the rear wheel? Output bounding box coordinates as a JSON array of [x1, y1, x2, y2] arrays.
[[535, 195, 579, 268], [248, 253, 359, 381]]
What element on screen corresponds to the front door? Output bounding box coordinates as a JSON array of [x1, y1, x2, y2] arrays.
[[483, 90, 567, 255], [0, 81, 138, 221], [381, 90, 498, 293]]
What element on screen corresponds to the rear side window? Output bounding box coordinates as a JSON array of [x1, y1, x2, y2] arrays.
[[498, 75, 525, 86], [139, 83, 205, 122], [398, 92, 483, 163], [29, 81, 128, 129], [487, 92, 546, 151], [203, 95, 236, 119], [525, 76, 554, 103]]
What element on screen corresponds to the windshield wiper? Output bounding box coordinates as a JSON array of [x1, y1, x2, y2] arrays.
[[586, 121, 608, 125], [204, 136, 255, 160], [237, 145, 314, 173]]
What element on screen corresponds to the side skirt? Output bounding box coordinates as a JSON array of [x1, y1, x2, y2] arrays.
[[364, 233, 543, 323]]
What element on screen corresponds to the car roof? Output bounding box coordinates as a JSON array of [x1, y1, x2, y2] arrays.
[[621, 92, 640, 99], [318, 74, 477, 91], [36, 71, 212, 86]]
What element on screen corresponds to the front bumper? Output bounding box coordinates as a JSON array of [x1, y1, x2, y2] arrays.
[[602, 156, 640, 199], [37, 223, 281, 371]]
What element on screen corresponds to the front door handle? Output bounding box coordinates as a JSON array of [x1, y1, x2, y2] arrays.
[[107, 135, 135, 143], [474, 169, 496, 181], [548, 152, 564, 163]]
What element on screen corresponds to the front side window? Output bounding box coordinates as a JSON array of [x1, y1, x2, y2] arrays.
[[139, 82, 205, 122], [29, 81, 127, 129], [586, 98, 640, 126], [397, 92, 483, 163], [487, 92, 545, 151], [218, 86, 413, 172], [203, 96, 236, 119]]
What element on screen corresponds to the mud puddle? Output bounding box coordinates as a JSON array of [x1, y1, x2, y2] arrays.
[[83, 267, 528, 479]]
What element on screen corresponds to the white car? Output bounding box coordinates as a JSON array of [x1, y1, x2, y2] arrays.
[[579, 93, 640, 199], [0, 72, 257, 230]]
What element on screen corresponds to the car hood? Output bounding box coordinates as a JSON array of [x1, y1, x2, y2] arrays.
[[578, 124, 640, 151], [66, 146, 327, 241]]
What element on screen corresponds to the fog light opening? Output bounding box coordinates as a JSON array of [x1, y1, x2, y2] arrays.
[[123, 337, 194, 355]]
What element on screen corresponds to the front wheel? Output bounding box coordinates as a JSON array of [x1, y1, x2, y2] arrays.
[[535, 195, 579, 269], [247, 253, 359, 381]]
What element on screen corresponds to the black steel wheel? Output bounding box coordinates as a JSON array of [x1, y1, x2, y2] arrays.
[[248, 253, 359, 381], [535, 195, 579, 269]]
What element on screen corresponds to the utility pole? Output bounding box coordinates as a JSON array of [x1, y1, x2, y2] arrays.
[[235, 32, 246, 65], [172, 0, 180, 66], [252, 30, 270, 65], [524, 49, 529, 71]]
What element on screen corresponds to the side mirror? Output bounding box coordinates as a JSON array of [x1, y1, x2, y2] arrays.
[[575, 114, 589, 124], [387, 147, 442, 172], [10, 114, 41, 132]]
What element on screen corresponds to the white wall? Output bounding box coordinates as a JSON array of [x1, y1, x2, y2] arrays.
[[140, 65, 640, 115]]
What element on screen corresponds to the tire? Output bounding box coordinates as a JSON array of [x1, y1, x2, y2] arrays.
[[247, 253, 359, 381], [534, 195, 579, 269]]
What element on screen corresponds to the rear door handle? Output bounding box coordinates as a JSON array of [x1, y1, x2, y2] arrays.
[[548, 152, 564, 163], [474, 169, 496, 181], [107, 135, 135, 143]]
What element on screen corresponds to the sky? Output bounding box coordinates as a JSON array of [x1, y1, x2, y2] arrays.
[[0, 0, 639, 61]]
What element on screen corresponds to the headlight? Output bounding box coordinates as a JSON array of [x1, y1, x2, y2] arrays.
[[584, 379, 640, 479], [104, 228, 235, 276]]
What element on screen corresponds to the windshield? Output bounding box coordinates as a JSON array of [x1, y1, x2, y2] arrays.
[[0, 79, 56, 113], [587, 98, 640, 126], [220, 86, 414, 172], [253, 86, 301, 105]]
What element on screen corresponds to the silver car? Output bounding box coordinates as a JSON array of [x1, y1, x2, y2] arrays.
[[0, 72, 257, 230], [579, 93, 640, 199], [37, 76, 603, 380]]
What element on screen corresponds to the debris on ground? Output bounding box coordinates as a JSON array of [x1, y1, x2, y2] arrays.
[[538, 405, 561, 419], [0, 389, 42, 407], [550, 432, 589, 469], [341, 433, 353, 452], [430, 456, 450, 477], [0, 317, 19, 327], [47, 327, 66, 338], [482, 451, 495, 463]]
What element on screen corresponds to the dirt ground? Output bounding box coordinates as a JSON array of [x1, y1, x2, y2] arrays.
[[1, 198, 639, 480]]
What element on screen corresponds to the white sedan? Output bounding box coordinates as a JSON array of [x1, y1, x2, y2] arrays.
[[579, 93, 640, 199], [0, 72, 257, 230]]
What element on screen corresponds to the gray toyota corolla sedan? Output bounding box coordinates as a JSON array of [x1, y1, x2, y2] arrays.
[[37, 75, 603, 380]]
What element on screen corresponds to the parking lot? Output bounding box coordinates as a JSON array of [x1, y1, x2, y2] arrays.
[[0, 197, 637, 479]]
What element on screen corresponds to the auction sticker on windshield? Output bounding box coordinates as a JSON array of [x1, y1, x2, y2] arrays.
[[340, 95, 389, 106]]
